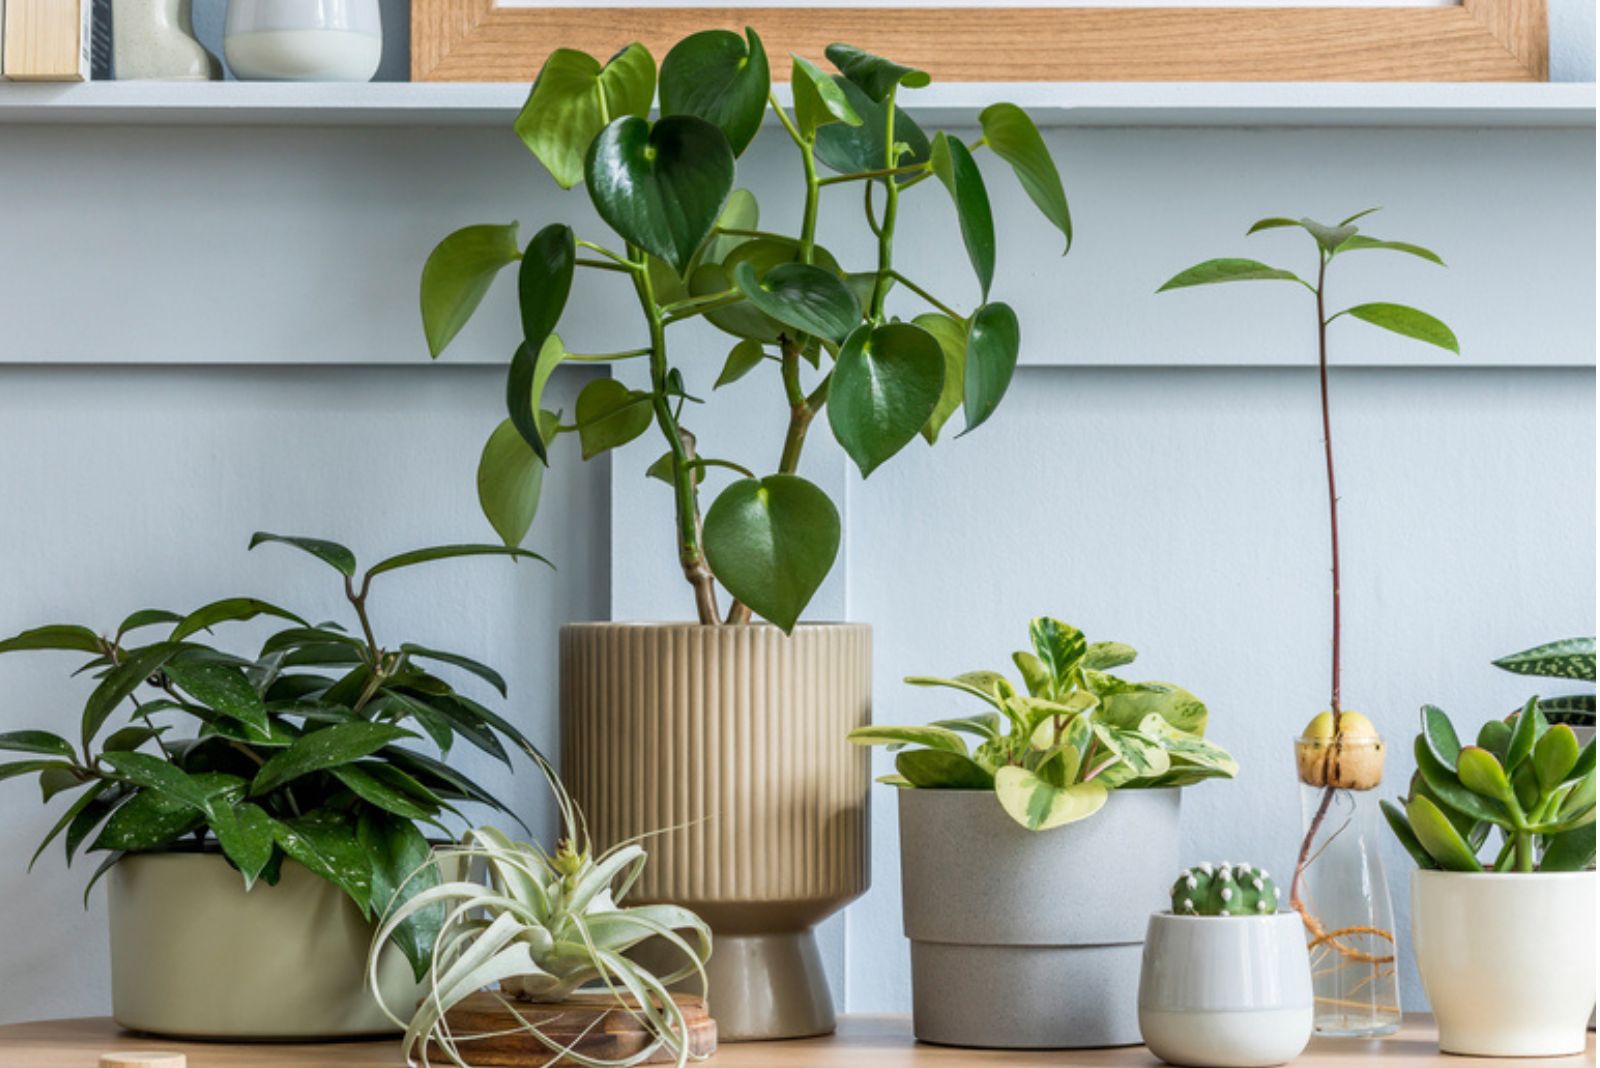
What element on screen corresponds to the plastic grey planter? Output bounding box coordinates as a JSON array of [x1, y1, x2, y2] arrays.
[[898, 787, 1181, 1048]]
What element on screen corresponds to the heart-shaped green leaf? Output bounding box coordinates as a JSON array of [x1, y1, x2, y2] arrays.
[[694, 187, 760, 272], [506, 226, 575, 461], [716, 339, 767, 388], [420, 222, 520, 358], [896, 749, 994, 789], [824, 43, 929, 102], [515, 44, 656, 189], [962, 302, 1019, 435], [792, 54, 860, 138], [979, 103, 1071, 253], [1158, 259, 1306, 291], [586, 115, 734, 276], [995, 766, 1107, 830], [660, 28, 769, 157], [732, 261, 860, 344], [914, 313, 966, 443], [931, 133, 995, 299], [1338, 302, 1459, 354], [575, 378, 654, 460], [815, 77, 930, 179], [477, 411, 558, 548], [702, 475, 840, 632], [829, 322, 945, 477], [691, 238, 848, 343]]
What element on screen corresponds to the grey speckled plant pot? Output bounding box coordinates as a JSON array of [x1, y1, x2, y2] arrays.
[[898, 787, 1181, 1048]]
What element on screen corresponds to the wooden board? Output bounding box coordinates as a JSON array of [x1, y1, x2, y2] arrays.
[[436, 991, 717, 1066]]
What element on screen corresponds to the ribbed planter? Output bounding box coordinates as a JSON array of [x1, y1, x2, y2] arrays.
[[560, 622, 871, 1041], [898, 788, 1180, 1048], [108, 852, 421, 1039]]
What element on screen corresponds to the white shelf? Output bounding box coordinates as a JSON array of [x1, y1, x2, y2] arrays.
[[0, 80, 1592, 128]]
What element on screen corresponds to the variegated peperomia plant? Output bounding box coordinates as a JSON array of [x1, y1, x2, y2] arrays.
[[848, 617, 1236, 830]]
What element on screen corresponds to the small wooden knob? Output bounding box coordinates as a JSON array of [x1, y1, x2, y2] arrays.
[[99, 1054, 186, 1068]]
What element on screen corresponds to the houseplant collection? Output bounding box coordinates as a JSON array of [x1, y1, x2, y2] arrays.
[[850, 617, 1237, 1048], [419, 28, 1073, 1039], [1382, 703, 1595, 1056], [1138, 862, 1313, 1068]]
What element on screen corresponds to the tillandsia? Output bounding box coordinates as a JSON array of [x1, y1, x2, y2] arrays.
[[421, 33, 1072, 631], [1158, 211, 1457, 941], [0, 532, 548, 980], [369, 758, 712, 1068], [1170, 861, 1280, 916], [848, 617, 1236, 830], [1494, 637, 1596, 731], [1383, 703, 1597, 873]]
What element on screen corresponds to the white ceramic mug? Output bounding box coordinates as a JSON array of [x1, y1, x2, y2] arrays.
[[223, 0, 382, 81]]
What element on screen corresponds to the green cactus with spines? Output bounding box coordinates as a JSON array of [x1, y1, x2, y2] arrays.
[[1170, 861, 1280, 916]]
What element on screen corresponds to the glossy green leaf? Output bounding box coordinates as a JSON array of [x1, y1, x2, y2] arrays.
[[1030, 617, 1086, 687], [586, 115, 735, 276], [1494, 638, 1595, 681], [335, 763, 439, 822], [1456, 746, 1514, 804], [895, 749, 993, 789], [115, 610, 183, 641], [273, 814, 373, 917], [38, 766, 86, 803], [401, 643, 507, 698], [210, 801, 277, 889], [476, 411, 558, 549], [29, 780, 110, 872], [507, 225, 576, 461], [1414, 736, 1507, 825], [92, 787, 207, 852], [904, 672, 1009, 709], [421, 696, 510, 767], [931, 133, 995, 299], [814, 77, 931, 179], [995, 767, 1107, 831], [1541, 825, 1597, 871], [978, 103, 1071, 252], [828, 322, 945, 477], [929, 712, 1002, 742], [1478, 717, 1514, 762], [365, 543, 551, 578], [913, 313, 966, 444], [0, 759, 66, 783], [1098, 682, 1209, 737], [731, 260, 860, 344], [846, 724, 968, 753], [716, 339, 767, 388], [163, 657, 270, 739], [65, 783, 127, 862], [169, 598, 306, 643], [246, 532, 357, 577], [0, 624, 103, 656], [1339, 302, 1458, 354], [824, 43, 929, 101], [660, 28, 769, 157], [1421, 704, 1462, 769], [99, 751, 216, 812], [1382, 798, 1436, 869], [251, 722, 414, 797], [1534, 724, 1581, 791], [792, 54, 860, 137], [1334, 235, 1445, 266], [1158, 259, 1306, 292], [514, 44, 656, 190], [419, 223, 521, 358], [574, 378, 654, 460], [360, 811, 442, 981], [100, 725, 165, 752], [962, 302, 1019, 435], [1505, 695, 1544, 771], [81, 643, 182, 750], [0, 731, 76, 759], [1406, 794, 1483, 872], [702, 475, 840, 632]]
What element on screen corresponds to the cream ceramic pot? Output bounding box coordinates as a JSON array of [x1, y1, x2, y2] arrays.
[[1138, 912, 1313, 1067], [1411, 869, 1595, 1057], [560, 622, 871, 1041], [109, 852, 421, 1039]]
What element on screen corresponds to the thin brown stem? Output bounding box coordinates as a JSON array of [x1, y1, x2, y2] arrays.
[[1317, 254, 1340, 714]]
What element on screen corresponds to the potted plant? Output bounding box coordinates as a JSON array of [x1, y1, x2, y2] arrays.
[[1138, 862, 1312, 1068], [848, 616, 1236, 1048], [0, 532, 545, 1040], [1495, 637, 1595, 745], [420, 29, 1072, 1038], [369, 760, 714, 1068], [1382, 703, 1596, 1056]]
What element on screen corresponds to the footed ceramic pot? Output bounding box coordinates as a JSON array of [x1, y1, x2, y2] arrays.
[[1412, 869, 1595, 1056], [1138, 911, 1313, 1068]]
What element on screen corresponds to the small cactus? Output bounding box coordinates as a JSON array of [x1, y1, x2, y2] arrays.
[[1170, 861, 1279, 916]]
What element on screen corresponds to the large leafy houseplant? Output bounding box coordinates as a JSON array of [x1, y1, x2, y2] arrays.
[[0, 532, 546, 979], [423, 32, 1071, 630], [848, 617, 1236, 829]]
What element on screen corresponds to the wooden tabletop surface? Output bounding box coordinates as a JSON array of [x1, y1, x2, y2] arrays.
[[0, 1015, 1592, 1067]]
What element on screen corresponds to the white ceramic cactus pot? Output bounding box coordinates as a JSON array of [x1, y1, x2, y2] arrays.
[[1411, 869, 1596, 1056], [1137, 911, 1313, 1067]]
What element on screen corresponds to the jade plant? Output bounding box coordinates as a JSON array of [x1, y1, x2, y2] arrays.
[[848, 617, 1236, 830], [1383, 703, 1596, 873], [0, 532, 547, 980], [371, 760, 711, 1068], [1495, 637, 1595, 730], [1170, 861, 1280, 916], [422, 32, 1071, 630]]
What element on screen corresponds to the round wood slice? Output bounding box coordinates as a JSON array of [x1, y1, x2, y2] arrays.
[[436, 991, 716, 1066]]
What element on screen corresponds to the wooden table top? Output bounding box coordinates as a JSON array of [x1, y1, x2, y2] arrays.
[[0, 1015, 1591, 1067]]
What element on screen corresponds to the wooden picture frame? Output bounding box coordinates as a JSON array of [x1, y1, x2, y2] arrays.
[[412, 0, 1547, 84]]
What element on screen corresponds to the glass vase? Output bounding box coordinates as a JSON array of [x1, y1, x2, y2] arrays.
[[1291, 732, 1402, 1037]]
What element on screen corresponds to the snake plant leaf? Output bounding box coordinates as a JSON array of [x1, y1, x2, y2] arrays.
[[659, 28, 769, 157], [1158, 259, 1306, 291], [0, 731, 76, 759], [273, 814, 373, 917], [731, 261, 861, 344], [962, 302, 1019, 435], [702, 475, 840, 632], [1029, 618, 1087, 689], [931, 133, 995, 299], [715, 339, 767, 388], [1421, 704, 1463, 769], [81, 642, 183, 751], [574, 378, 654, 460], [1333, 235, 1445, 266], [1495, 638, 1596, 681], [978, 103, 1071, 253], [929, 712, 1002, 742], [251, 722, 415, 797], [792, 54, 860, 137], [1505, 695, 1544, 771], [420, 223, 521, 358], [1338, 302, 1459, 354], [1456, 746, 1515, 805], [366, 544, 551, 578], [1414, 736, 1508, 825], [1407, 793, 1484, 872], [586, 115, 735, 276], [477, 411, 558, 549], [163, 657, 270, 740], [0, 624, 104, 656], [1541, 824, 1598, 871], [815, 76, 931, 180], [913, 313, 966, 444], [210, 801, 277, 890], [1382, 798, 1437, 869], [170, 598, 307, 642], [514, 44, 656, 190], [829, 322, 945, 478], [824, 43, 929, 101], [506, 225, 576, 461], [895, 748, 993, 789], [1533, 724, 1581, 791], [847, 724, 968, 754], [360, 811, 443, 981], [995, 767, 1108, 831], [247, 533, 357, 578]]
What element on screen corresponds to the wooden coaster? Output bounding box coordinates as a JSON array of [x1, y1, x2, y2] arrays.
[[437, 991, 716, 1066]]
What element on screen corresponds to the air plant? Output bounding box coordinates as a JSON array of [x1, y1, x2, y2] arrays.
[[368, 759, 712, 1068]]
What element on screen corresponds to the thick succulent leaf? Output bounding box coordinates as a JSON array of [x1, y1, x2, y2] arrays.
[[0, 624, 103, 656], [913, 313, 966, 444], [994, 767, 1107, 831], [978, 103, 1071, 252], [1421, 704, 1462, 769], [814, 76, 930, 179], [1339, 302, 1459, 354], [659, 28, 769, 157], [846, 724, 967, 754], [731, 261, 860, 344], [1533, 724, 1581, 791], [420, 223, 521, 358], [1505, 695, 1544, 771], [366, 544, 550, 578], [246, 532, 357, 577], [1541, 825, 1597, 871], [1406, 794, 1483, 872], [1382, 798, 1436, 869], [701, 475, 840, 632], [962, 302, 1019, 435], [824, 43, 929, 101], [1414, 736, 1508, 826], [477, 411, 557, 549], [1090, 724, 1171, 782], [1494, 638, 1595, 681], [931, 133, 995, 299], [895, 748, 993, 789], [1158, 259, 1305, 291], [574, 378, 654, 460], [1477, 717, 1514, 762], [514, 44, 656, 190], [828, 322, 945, 477], [251, 722, 414, 797], [1456, 746, 1514, 805], [507, 225, 576, 461], [792, 54, 860, 137], [1334, 235, 1445, 265]]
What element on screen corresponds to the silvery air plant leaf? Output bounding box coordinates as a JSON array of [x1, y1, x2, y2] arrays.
[[367, 754, 713, 1068]]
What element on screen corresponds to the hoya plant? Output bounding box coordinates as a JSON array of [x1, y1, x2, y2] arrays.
[[1494, 637, 1595, 731], [848, 617, 1236, 830], [0, 532, 546, 980], [1383, 703, 1595, 872], [422, 32, 1071, 630]]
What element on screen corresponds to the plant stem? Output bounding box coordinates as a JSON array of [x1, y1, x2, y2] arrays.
[[868, 90, 902, 320], [1317, 254, 1341, 715], [816, 161, 928, 186], [564, 348, 653, 362], [1515, 830, 1535, 872], [889, 271, 962, 321]]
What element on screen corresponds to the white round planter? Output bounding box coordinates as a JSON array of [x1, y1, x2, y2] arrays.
[[1137, 912, 1312, 1067], [1411, 869, 1595, 1057]]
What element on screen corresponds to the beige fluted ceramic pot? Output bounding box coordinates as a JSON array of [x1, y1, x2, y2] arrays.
[[560, 622, 871, 1041]]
